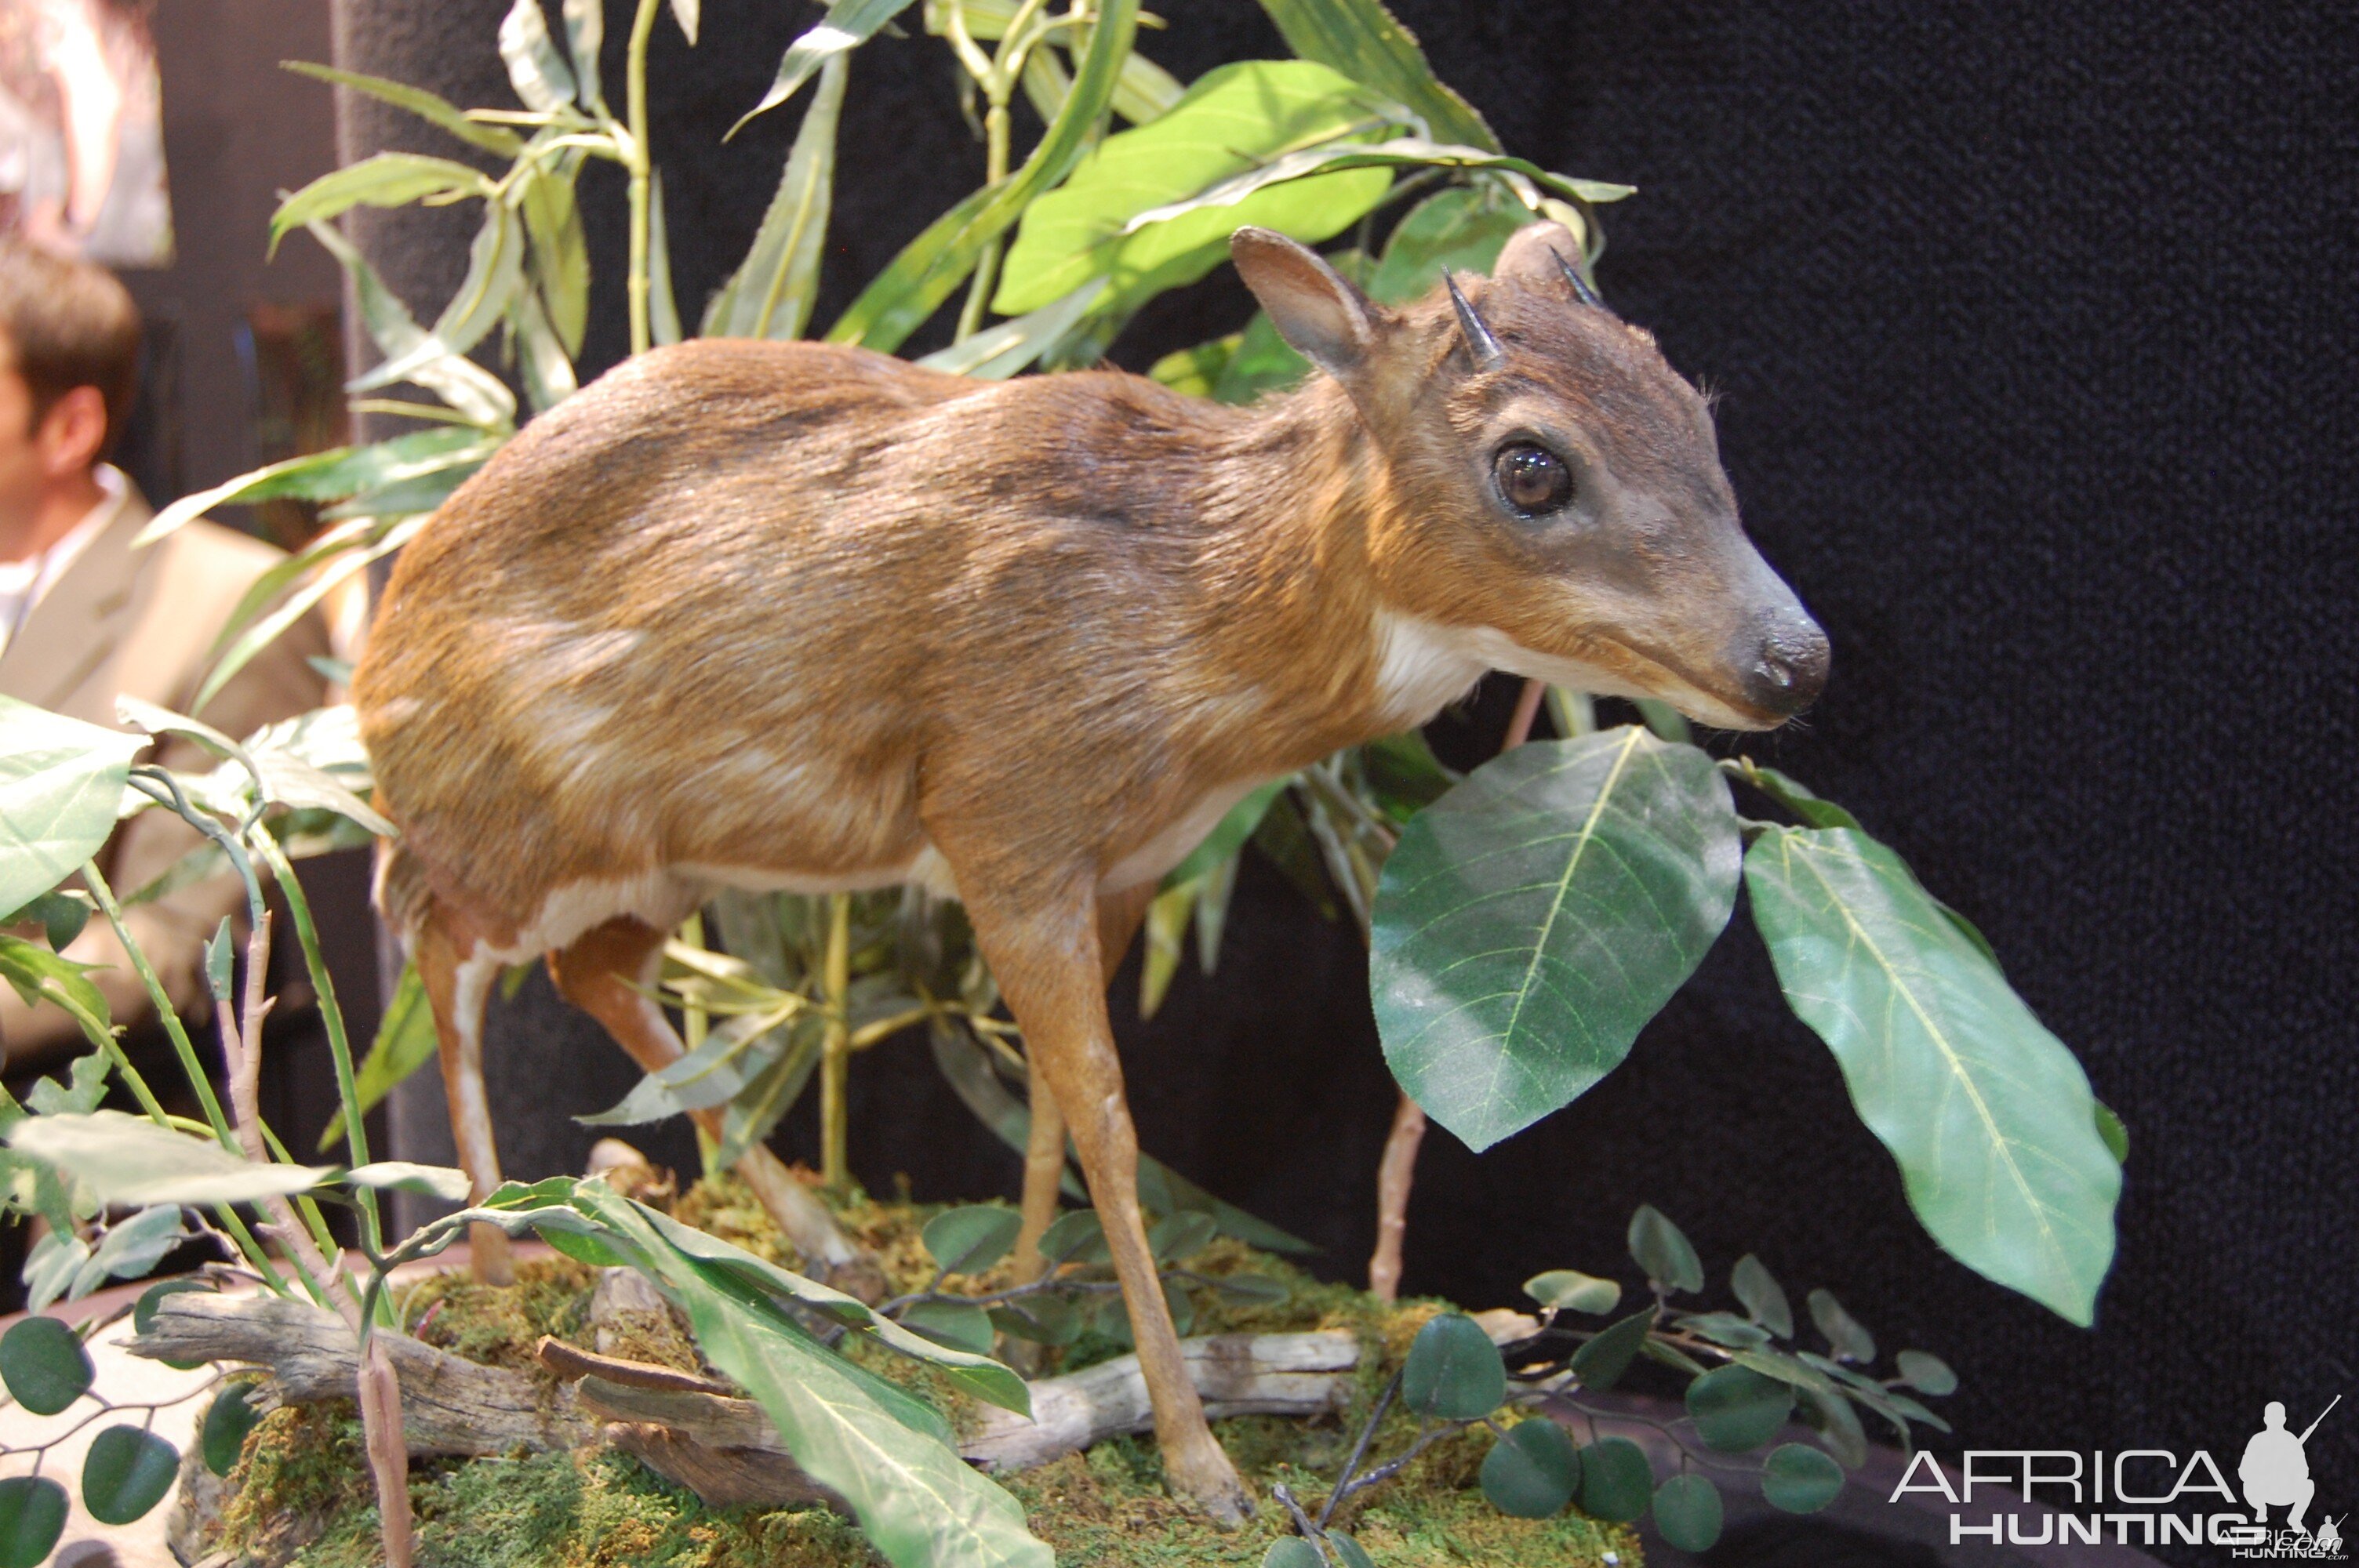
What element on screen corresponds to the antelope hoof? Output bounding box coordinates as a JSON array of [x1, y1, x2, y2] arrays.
[[1167, 1439, 1254, 1526]]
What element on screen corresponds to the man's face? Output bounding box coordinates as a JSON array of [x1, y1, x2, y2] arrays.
[[0, 334, 49, 533]]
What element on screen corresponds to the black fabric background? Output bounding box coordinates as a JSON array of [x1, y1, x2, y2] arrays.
[[340, 0, 2359, 1541]]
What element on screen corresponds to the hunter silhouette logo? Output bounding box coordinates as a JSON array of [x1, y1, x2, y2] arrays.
[[2241, 1397, 2339, 1543]]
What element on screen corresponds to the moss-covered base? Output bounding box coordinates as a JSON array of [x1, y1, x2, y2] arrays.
[[191, 1175, 1637, 1568]]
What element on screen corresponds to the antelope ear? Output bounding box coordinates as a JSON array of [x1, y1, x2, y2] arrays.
[[1493, 220, 1589, 287], [1230, 227, 1376, 379]]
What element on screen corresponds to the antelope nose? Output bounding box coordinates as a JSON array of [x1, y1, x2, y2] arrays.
[[1747, 612, 1830, 717]]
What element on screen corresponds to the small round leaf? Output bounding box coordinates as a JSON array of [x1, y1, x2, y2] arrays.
[[0, 1317, 93, 1415], [1686, 1364, 1794, 1452], [1401, 1313, 1507, 1419], [1213, 1273, 1291, 1306], [1326, 1530, 1376, 1568], [1568, 1306, 1655, 1394], [1576, 1436, 1652, 1522], [1652, 1473, 1725, 1551], [900, 1299, 995, 1356], [990, 1296, 1081, 1346], [1627, 1205, 1704, 1294], [1761, 1442, 1845, 1513], [1481, 1419, 1580, 1518], [0, 1476, 67, 1568], [1524, 1269, 1622, 1316], [1807, 1289, 1875, 1363], [1038, 1208, 1109, 1265], [1147, 1210, 1218, 1263], [202, 1381, 264, 1476], [1730, 1253, 1794, 1337], [82, 1425, 180, 1526], [921, 1205, 1022, 1276], [1262, 1538, 1325, 1568], [1895, 1348, 1957, 1396]]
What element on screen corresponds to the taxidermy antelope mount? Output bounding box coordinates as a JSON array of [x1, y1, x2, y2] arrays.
[[351, 220, 1827, 1520]]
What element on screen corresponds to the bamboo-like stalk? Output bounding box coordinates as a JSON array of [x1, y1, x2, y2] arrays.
[[817, 893, 853, 1189], [622, 0, 663, 356]]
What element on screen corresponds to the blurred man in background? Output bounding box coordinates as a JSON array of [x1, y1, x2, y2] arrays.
[[0, 236, 325, 1070]]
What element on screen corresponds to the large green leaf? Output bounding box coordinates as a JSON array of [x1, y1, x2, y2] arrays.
[[0, 1477, 64, 1568], [576, 1189, 1050, 1568], [1743, 826, 2120, 1324], [0, 696, 146, 917], [354, 202, 526, 392], [732, 0, 912, 138], [304, 220, 515, 428], [136, 427, 496, 547], [995, 60, 1398, 315], [1371, 728, 1740, 1150], [1255, 0, 1498, 151], [497, 0, 576, 112], [827, 0, 1138, 352], [81, 1425, 179, 1525], [704, 53, 848, 341], [6, 1111, 330, 1207], [268, 154, 490, 252]]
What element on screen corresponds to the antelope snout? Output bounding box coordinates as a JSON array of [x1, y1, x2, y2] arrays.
[[1739, 608, 1830, 720]]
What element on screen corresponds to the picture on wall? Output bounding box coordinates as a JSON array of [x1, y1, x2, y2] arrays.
[[0, 0, 169, 266]]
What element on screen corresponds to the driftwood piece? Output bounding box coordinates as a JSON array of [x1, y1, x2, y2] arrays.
[[127, 1292, 594, 1457], [133, 1279, 1364, 1513]]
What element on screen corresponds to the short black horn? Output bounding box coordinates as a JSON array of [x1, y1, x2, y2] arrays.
[[1551, 246, 1607, 310], [1444, 272, 1504, 368]]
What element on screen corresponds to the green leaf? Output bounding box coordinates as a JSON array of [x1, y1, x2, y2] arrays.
[[2093, 1100, 2129, 1165], [354, 202, 526, 392], [1806, 1288, 1875, 1363], [137, 427, 496, 546], [1161, 780, 1288, 889], [1652, 1473, 1725, 1552], [705, 53, 847, 341], [24, 1052, 108, 1118], [1744, 826, 2120, 1324], [6, 1111, 330, 1207], [1674, 1311, 1771, 1349], [1731, 1254, 1794, 1338], [319, 963, 436, 1152], [1804, 1385, 1869, 1468], [1480, 1418, 1579, 1518], [1401, 1312, 1506, 1418], [1325, 1530, 1376, 1568], [995, 60, 1398, 316], [0, 1477, 65, 1568], [1134, 1151, 1318, 1255], [923, 1206, 1023, 1277], [1568, 1306, 1653, 1394], [647, 166, 682, 347], [1627, 1204, 1703, 1294], [1896, 1348, 1957, 1397], [1687, 1364, 1794, 1453], [1574, 1436, 1652, 1522], [1727, 1345, 1841, 1403], [1522, 1269, 1620, 1316], [269, 153, 488, 254], [82, 1425, 178, 1525], [0, 935, 111, 1051], [280, 62, 525, 157], [717, 1018, 822, 1167], [1038, 1208, 1110, 1266], [900, 1299, 996, 1357], [1147, 336, 1233, 397], [0, 695, 147, 918], [559, 0, 604, 107], [1761, 1442, 1845, 1513], [1212, 1272, 1291, 1306], [1373, 729, 1741, 1151], [89, 1203, 187, 1282], [518, 162, 590, 355], [1262, 1541, 1324, 1568], [304, 219, 515, 428], [828, 0, 1140, 352], [343, 1161, 473, 1200], [17, 1233, 85, 1315], [202, 1381, 263, 1475], [1147, 1210, 1218, 1265], [1732, 760, 1861, 832], [572, 1188, 1051, 1568], [732, 0, 912, 138], [1366, 183, 1528, 305], [989, 1295, 1080, 1346], [4, 891, 90, 952], [0, 1317, 91, 1414], [498, 0, 576, 111], [1254, 0, 1498, 151]]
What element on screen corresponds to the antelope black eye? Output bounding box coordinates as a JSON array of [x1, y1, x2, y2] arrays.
[[1493, 443, 1574, 517]]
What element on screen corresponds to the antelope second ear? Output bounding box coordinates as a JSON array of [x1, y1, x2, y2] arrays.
[[1230, 226, 1376, 380]]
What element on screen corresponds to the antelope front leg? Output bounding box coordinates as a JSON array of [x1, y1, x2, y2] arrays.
[[965, 875, 1252, 1523], [1014, 882, 1153, 1279]]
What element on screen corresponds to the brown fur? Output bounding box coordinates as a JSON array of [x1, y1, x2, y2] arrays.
[[351, 223, 1824, 1520]]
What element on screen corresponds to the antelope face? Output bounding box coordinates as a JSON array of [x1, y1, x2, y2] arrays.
[[1233, 222, 1827, 731]]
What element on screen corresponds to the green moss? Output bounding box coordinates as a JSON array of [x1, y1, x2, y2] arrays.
[[206, 1180, 1634, 1568]]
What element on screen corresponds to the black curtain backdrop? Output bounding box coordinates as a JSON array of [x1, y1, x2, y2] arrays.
[[337, 0, 2358, 1539]]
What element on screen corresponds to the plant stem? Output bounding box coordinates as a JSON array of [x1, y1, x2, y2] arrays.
[[622, 0, 663, 356], [819, 892, 853, 1190], [1319, 1367, 1400, 1526]]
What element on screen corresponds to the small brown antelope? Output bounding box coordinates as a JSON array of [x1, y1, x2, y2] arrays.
[[352, 220, 1826, 1519]]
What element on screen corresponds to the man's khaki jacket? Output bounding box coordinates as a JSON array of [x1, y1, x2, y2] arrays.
[[0, 485, 329, 1069]]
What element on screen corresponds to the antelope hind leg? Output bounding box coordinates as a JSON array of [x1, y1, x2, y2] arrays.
[[1013, 882, 1153, 1279], [962, 873, 1252, 1523], [416, 910, 512, 1285], [548, 916, 885, 1301]]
